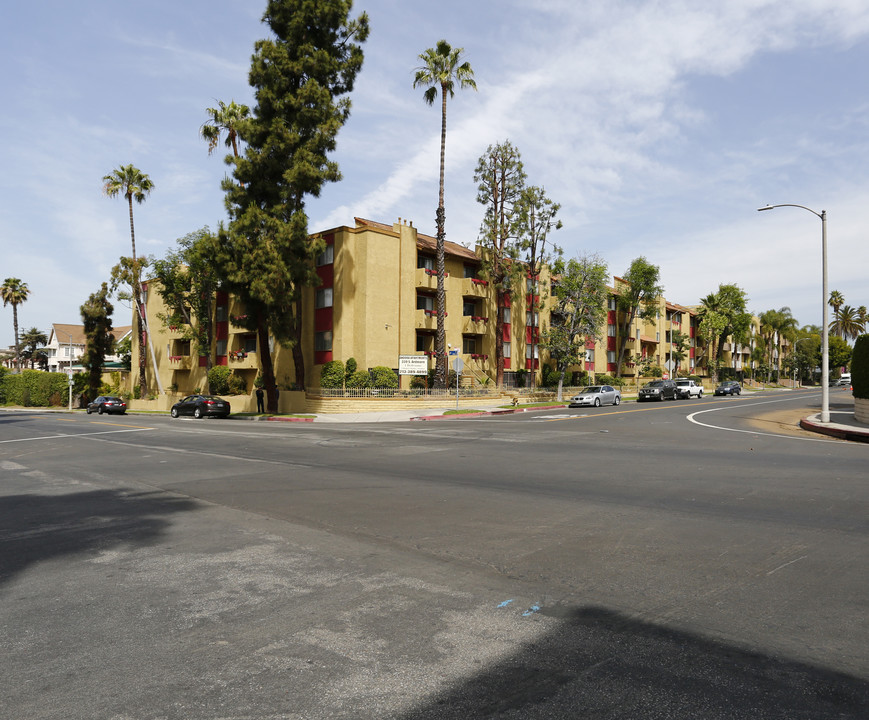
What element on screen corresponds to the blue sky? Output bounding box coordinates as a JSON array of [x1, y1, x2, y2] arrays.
[[3, 0, 869, 349]]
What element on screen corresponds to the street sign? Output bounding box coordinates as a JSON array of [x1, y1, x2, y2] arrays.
[[452, 357, 464, 373], [448, 349, 458, 356]]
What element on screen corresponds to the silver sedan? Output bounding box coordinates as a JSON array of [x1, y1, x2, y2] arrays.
[[568, 385, 621, 408]]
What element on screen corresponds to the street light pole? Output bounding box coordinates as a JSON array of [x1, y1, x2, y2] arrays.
[[757, 204, 829, 422]]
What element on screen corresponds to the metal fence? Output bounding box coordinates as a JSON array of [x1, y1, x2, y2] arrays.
[[308, 387, 504, 399]]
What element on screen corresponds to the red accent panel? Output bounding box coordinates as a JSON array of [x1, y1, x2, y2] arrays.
[[525, 358, 539, 369], [315, 308, 333, 333], [217, 356, 227, 366], [317, 264, 334, 286], [217, 291, 229, 304], [216, 322, 228, 340], [586, 361, 595, 371], [199, 356, 207, 367], [607, 363, 616, 372], [585, 340, 596, 349], [607, 336, 616, 351], [323, 233, 334, 244], [504, 357, 511, 369], [315, 351, 333, 364], [607, 310, 616, 323], [502, 324, 511, 342]]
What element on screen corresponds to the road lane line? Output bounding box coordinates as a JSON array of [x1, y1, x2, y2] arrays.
[[0, 428, 152, 444]]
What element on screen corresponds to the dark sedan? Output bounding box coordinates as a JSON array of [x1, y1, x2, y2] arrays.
[[714, 380, 742, 396], [170, 394, 231, 419], [86, 396, 127, 415]]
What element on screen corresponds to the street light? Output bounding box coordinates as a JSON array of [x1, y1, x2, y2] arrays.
[[757, 204, 829, 422], [56, 328, 75, 412]]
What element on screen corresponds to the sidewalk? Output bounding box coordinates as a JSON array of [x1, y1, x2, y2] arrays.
[[800, 410, 869, 443]]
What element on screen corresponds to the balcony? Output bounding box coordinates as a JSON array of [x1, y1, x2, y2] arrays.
[[462, 315, 489, 333], [228, 350, 258, 369], [415, 267, 448, 290], [462, 277, 489, 296], [168, 355, 193, 370]]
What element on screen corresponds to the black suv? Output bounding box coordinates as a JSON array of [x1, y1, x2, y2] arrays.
[[637, 379, 677, 402]]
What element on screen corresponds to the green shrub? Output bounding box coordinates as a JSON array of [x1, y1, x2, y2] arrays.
[[227, 372, 247, 395], [595, 374, 625, 387], [345, 357, 357, 381], [851, 334, 869, 399], [320, 360, 345, 388], [346, 370, 371, 388], [207, 365, 232, 395], [515, 369, 527, 388], [409, 374, 429, 389], [370, 366, 398, 388], [541, 364, 558, 387]]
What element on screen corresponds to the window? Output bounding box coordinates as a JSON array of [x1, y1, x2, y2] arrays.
[[416, 294, 435, 311], [416, 334, 433, 352], [462, 336, 477, 354], [417, 255, 434, 271], [608, 296, 617, 311], [656, 332, 660, 342], [525, 345, 539, 359], [316, 287, 333, 309], [176, 340, 191, 356], [502, 308, 511, 324], [315, 331, 333, 352], [316, 244, 334, 266], [463, 300, 476, 316], [607, 350, 616, 363], [216, 304, 228, 322], [586, 349, 594, 363], [526, 278, 534, 292], [636, 328, 641, 341], [216, 338, 227, 356], [503, 342, 511, 358], [463, 265, 477, 279], [607, 324, 616, 337], [526, 311, 539, 327], [243, 335, 257, 353], [665, 331, 671, 343]]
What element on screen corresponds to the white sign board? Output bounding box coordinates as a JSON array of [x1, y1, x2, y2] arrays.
[[398, 355, 429, 376]]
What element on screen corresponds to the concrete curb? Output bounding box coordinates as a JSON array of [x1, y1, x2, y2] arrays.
[[800, 415, 869, 444], [410, 404, 566, 421]]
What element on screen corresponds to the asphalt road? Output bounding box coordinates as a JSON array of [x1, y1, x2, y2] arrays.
[[1, 390, 867, 719]]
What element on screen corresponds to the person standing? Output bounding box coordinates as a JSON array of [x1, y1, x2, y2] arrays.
[[255, 386, 265, 413]]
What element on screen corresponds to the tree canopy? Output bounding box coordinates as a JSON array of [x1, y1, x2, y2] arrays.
[[217, 0, 369, 411]]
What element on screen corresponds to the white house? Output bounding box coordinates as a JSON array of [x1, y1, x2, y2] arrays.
[[46, 323, 132, 373]]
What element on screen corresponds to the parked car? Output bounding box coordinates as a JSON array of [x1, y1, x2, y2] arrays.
[[170, 394, 231, 419], [714, 380, 742, 396], [674, 378, 703, 399], [569, 385, 621, 407], [87, 396, 127, 415], [637, 379, 677, 402]]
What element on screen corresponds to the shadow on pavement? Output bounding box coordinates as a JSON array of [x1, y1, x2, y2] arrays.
[[399, 605, 868, 719], [0, 489, 199, 586]]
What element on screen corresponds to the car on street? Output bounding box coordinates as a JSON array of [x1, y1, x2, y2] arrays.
[[714, 380, 742, 396], [86, 396, 127, 415], [170, 394, 231, 419], [637, 379, 677, 402], [568, 385, 621, 407], [674, 378, 703, 399]]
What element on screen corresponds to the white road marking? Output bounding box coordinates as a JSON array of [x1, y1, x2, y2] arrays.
[[0, 428, 153, 444]]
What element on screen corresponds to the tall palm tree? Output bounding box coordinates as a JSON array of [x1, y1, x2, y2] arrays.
[[414, 40, 476, 388], [103, 164, 154, 397], [828, 289, 844, 316], [1, 278, 30, 372], [200, 100, 250, 159]]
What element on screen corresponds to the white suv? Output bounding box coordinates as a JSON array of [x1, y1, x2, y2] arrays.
[[674, 378, 703, 399]]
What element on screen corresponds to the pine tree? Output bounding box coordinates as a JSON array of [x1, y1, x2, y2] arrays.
[[81, 283, 115, 401], [218, 0, 368, 413]]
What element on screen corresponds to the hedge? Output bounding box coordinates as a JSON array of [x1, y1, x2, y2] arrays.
[[0, 370, 70, 406], [851, 334, 869, 400]]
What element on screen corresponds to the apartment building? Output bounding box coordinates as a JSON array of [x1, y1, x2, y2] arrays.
[[135, 216, 756, 395]]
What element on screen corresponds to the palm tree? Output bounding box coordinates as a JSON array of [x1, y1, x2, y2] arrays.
[[103, 164, 154, 396], [828, 289, 844, 316], [1, 278, 30, 372], [200, 100, 250, 159], [414, 40, 476, 387], [830, 305, 864, 341]]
